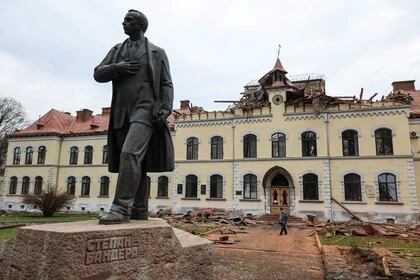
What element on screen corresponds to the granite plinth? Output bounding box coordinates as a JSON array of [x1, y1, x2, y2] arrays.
[[0, 218, 213, 280]]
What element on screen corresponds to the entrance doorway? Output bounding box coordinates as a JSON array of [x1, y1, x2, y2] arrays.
[[270, 174, 290, 214]]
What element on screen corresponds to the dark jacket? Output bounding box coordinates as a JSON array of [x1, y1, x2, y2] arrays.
[[94, 38, 174, 173], [279, 212, 288, 225]]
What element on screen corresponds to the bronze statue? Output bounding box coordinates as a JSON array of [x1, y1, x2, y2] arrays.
[[94, 9, 174, 224]]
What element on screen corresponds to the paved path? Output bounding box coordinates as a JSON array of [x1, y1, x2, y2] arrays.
[[209, 225, 324, 280]]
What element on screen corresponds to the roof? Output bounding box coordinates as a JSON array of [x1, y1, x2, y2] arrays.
[[409, 90, 420, 118]]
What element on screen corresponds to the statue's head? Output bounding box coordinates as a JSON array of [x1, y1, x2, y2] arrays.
[[122, 9, 148, 35]]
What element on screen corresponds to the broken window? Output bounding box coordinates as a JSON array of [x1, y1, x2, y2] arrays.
[[185, 175, 198, 198], [158, 176, 169, 198], [342, 130, 359, 156], [9, 176, 17, 194], [186, 137, 199, 160], [84, 146, 93, 164], [210, 174, 223, 198], [344, 173, 361, 201], [25, 146, 34, 165], [13, 147, 21, 165], [301, 131, 317, 157], [243, 174, 257, 199], [21, 176, 29, 195], [375, 128, 393, 156], [243, 134, 257, 158], [211, 136, 223, 159], [272, 133, 286, 158], [34, 176, 43, 195], [69, 146, 78, 165], [67, 176, 76, 195], [303, 173, 318, 200], [378, 173, 397, 201]]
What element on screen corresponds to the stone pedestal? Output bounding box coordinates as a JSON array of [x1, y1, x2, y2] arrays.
[[0, 218, 213, 280]]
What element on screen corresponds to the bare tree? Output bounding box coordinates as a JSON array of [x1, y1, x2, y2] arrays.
[[0, 97, 27, 172], [22, 187, 74, 217]]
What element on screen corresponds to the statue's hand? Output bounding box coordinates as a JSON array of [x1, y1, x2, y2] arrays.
[[114, 60, 140, 75], [157, 108, 171, 122]]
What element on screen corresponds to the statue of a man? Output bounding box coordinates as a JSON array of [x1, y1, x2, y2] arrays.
[[94, 10, 174, 224]]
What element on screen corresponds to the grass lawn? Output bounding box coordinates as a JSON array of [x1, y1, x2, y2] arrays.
[[319, 235, 420, 268], [0, 228, 19, 242], [0, 212, 97, 223]]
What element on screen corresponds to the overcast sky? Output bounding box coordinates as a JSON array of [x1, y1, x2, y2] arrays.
[[0, 0, 419, 121]]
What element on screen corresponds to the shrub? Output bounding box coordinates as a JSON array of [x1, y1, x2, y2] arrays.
[[22, 188, 74, 217]]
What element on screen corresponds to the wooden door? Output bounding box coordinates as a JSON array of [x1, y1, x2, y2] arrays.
[[270, 187, 290, 214]]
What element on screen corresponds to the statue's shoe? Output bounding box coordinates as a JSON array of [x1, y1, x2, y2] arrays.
[[98, 211, 130, 225]]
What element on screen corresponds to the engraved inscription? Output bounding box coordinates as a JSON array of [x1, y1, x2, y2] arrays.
[[85, 235, 139, 265]]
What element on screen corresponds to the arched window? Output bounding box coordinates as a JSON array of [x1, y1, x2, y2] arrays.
[[9, 176, 17, 194], [243, 174, 257, 199], [301, 131, 317, 157], [344, 173, 361, 201], [34, 176, 43, 195], [243, 134, 257, 158], [81, 176, 90, 196], [303, 173, 319, 200], [378, 173, 397, 201], [67, 176, 76, 195], [146, 176, 151, 198], [69, 146, 79, 165], [211, 136, 223, 159], [21, 176, 30, 195], [185, 175, 198, 198], [37, 146, 46, 164], [13, 147, 21, 165], [84, 146, 93, 164], [25, 146, 34, 164], [342, 130, 359, 156], [210, 174, 223, 198], [186, 137, 199, 160], [102, 145, 108, 164], [158, 176, 169, 198], [100, 176, 109, 197], [375, 128, 393, 155], [272, 133, 286, 158]]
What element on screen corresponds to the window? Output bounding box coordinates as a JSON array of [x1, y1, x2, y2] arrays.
[[342, 130, 359, 156], [186, 137, 199, 160], [146, 176, 151, 198], [9, 176, 17, 194], [185, 175, 198, 198], [25, 146, 34, 164], [100, 176, 109, 196], [13, 147, 21, 165], [69, 146, 79, 165], [84, 146, 93, 164], [158, 176, 169, 198], [243, 134, 257, 158], [102, 145, 108, 164], [37, 146, 46, 164], [272, 133, 286, 158], [81, 176, 90, 196], [34, 176, 43, 195], [67, 176, 76, 195], [375, 128, 393, 155], [210, 174, 223, 198], [211, 136, 223, 159], [21, 176, 30, 195], [303, 173, 319, 200], [301, 131, 317, 157], [378, 173, 397, 201], [344, 173, 361, 201], [243, 174, 257, 199]]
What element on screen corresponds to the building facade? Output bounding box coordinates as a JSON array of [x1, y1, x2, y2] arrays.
[[1, 57, 420, 223]]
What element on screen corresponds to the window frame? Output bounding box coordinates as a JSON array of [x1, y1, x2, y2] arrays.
[[67, 176, 76, 196], [157, 176, 169, 198], [243, 174, 258, 199], [243, 134, 257, 158], [37, 146, 46, 164], [210, 136, 224, 160], [102, 145, 108, 164], [84, 146, 93, 165], [210, 174, 223, 198], [271, 132, 286, 158], [9, 176, 17, 194], [301, 131, 317, 157], [34, 176, 43, 195], [342, 130, 359, 156], [302, 173, 319, 200], [375, 128, 393, 156], [378, 173, 397, 201], [100, 176, 109, 197], [81, 176, 90, 196], [185, 175, 198, 198], [13, 147, 21, 165], [69, 146, 79, 165], [186, 137, 199, 160], [25, 146, 34, 165], [21, 176, 30, 195], [343, 173, 362, 201]]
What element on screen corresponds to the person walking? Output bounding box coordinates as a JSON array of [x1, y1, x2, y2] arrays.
[[279, 211, 288, 235]]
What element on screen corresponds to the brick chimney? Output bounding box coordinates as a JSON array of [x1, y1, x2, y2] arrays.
[[180, 100, 190, 110], [101, 107, 111, 115], [392, 80, 416, 92], [76, 109, 93, 122]]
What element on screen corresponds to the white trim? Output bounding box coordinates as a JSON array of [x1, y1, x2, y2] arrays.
[[207, 173, 226, 199], [340, 171, 365, 202], [183, 136, 201, 145], [374, 170, 401, 202], [297, 128, 320, 140], [268, 130, 289, 141], [371, 125, 396, 137], [240, 132, 260, 142], [207, 134, 226, 144], [337, 127, 362, 138], [298, 171, 322, 200]]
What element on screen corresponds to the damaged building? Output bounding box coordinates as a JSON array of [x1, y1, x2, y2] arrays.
[[1, 55, 420, 223]]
